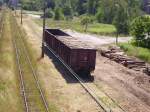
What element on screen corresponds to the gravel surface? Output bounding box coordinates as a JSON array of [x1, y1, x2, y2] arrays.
[[94, 54, 150, 112], [64, 29, 131, 49]]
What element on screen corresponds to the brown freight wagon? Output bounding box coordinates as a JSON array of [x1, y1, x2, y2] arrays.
[[45, 29, 96, 76]]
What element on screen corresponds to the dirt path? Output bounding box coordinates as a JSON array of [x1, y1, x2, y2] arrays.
[[64, 29, 131, 49], [18, 14, 103, 112], [94, 54, 150, 112]]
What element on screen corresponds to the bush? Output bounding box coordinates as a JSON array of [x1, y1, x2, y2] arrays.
[[63, 5, 73, 18], [130, 15, 150, 48], [22, 2, 39, 11], [119, 43, 150, 63], [96, 9, 104, 23], [80, 16, 94, 32], [54, 7, 64, 20]]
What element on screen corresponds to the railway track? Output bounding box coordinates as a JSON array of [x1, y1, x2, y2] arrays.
[[13, 39, 29, 112], [44, 43, 127, 112], [13, 12, 126, 111], [12, 16, 49, 112]]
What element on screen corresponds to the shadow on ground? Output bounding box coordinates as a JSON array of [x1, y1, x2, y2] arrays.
[[43, 46, 94, 83]]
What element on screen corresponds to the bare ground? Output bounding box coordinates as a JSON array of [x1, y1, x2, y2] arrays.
[[19, 14, 150, 112], [94, 54, 150, 112], [64, 29, 131, 49]]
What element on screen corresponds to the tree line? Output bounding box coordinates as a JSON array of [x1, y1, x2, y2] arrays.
[[5, 0, 150, 48], [19, 0, 145, 34]]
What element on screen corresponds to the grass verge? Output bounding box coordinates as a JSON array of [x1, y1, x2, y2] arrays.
[[35, 18, 116, 36], [0, 9, 24, 112], [119, 43, 150, 63]]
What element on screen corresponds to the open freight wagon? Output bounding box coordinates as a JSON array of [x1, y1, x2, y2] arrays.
[[45, 29, 96, 76]]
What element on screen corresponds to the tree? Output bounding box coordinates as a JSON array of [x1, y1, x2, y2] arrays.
[[113, 3, 129, 44], [45, 8, 54, 18], [96, 8, 104, 23], [126, 0, 143, 21], [76, 0, 87, 15], [63, 5, 73, 19], [87, 0, 99, 15], [46, 0, 55, 9], [98, 0, 116, 24], [81, 16, 93, 32], [22, 0, 43, 11], [130, 15, 150, 48], [54, 7, 64, 20]]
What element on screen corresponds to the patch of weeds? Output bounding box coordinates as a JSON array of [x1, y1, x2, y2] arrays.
[[100, 96, 117, 108], [0, 82, 6, 91]]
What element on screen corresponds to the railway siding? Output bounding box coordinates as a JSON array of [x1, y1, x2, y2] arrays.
[[10, 12, 50, 112], [0, 9, 24, 112]]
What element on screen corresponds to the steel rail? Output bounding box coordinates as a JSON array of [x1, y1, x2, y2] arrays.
[[11, 11, 125, 112], [12, 39, 29, 112], [17, 29, 49, 112], [44, 42, 127, 112], [44, 43, 111, 112], [11, 14, 49, 112]]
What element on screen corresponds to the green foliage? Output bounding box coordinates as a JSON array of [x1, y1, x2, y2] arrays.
[[87, 0, 99, 15], [35, 18, 116, 35], [22, 0, 43, 11], [54, 7, 64, 20], [113, 6, 129, 34], [63, 5, 73, 19], [45, 8, 54, 18], [46, 0, 55, 9], [98, 0, 116, 24], [81, 16, 93, 32], [76, 0, 87, 15], [96, 8, 104, 23], [130, 15, 150, 48], [81, 16, 92, 25], [21, 0, 143, 35]]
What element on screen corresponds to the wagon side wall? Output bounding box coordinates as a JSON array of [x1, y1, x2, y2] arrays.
[[45, 30, 72, 65], [45, 29, 96, 75], [45, 30, 55, 49], [70, 49, 96, 74], [89, 50, 96, 71], [70, 50, 78, 71]]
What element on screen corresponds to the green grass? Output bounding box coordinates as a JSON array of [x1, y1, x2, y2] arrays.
[[0, 9, 24, 112], [35, 18, 116, 36], [119, 43, 150, 63]]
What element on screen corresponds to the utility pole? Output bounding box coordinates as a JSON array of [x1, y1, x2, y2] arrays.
[[114, 2, 120, 45], [41, 0, 46, 58]]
